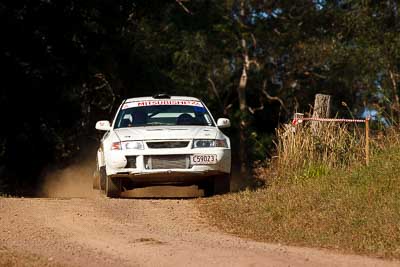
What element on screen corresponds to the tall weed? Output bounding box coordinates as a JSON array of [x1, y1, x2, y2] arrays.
[[276, 122, 367, 179]]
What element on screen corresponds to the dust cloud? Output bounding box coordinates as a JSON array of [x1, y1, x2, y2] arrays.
[[40, 159, 98, 198]]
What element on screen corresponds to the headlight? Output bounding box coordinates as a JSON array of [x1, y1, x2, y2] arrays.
[[193, 139, 227, 148], [123, 141, 144, 150]]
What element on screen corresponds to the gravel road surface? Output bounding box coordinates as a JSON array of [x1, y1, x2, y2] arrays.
[[0, 196, 398, 267]]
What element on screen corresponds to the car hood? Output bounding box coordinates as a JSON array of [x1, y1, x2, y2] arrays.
[[114, 126, 219, 141]]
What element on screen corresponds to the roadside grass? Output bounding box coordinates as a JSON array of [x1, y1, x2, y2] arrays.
[[198, 124, 400, 259]]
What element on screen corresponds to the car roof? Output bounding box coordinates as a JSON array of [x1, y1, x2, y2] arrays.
[[125, 96, 201, 103]]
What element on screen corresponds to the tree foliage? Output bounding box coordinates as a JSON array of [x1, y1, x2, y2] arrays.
[[0, 0, 399, 193]]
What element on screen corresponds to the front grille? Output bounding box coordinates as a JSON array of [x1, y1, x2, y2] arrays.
[[144, 155, 189, 169], [125, 156, 136, 168], [146, 141, 189, 149]]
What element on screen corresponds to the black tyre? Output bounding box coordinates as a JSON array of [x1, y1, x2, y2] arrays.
[[213, 174, 231, 195], [106, 176, 121, 198], [99, 166, 107, 192], [202, 179, 214, 197]]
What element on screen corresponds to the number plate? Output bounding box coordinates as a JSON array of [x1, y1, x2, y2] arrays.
[[190, 154, 218, 165]]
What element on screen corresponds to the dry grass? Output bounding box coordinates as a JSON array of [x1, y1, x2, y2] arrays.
[[199, 124, 400, 259], [275, 122, 367, 178]]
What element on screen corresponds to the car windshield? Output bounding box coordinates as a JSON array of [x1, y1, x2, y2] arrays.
[[114, 103, 215, 128]]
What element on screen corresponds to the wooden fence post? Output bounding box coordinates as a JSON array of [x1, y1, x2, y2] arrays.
[[365, 117, 370, 166], [312, 94, 332, 132]]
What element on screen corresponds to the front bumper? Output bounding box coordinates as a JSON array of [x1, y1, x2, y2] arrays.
[[104, 148, 231, 182]]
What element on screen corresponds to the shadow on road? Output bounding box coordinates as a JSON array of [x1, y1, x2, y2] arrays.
[[120, 185, 204, 198]]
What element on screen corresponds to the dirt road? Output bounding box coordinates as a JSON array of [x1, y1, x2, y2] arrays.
[[0, 195, 398, 267]]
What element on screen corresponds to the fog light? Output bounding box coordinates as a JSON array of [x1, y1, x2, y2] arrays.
[[125, 156, 136, 168]]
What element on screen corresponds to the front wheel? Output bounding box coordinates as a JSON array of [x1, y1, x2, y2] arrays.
[[106, 176, 121, 198], [213, 174, 231, 195], [99, 166, 107, 192], [203, 174, 231, 196]]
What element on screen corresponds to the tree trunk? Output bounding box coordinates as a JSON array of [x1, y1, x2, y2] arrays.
[[312, 94, 331, 133], [389, 70, 400, 121], [237, 43, 248, 175], [236, 15, 251, 175], [235, 0, 250, 176]]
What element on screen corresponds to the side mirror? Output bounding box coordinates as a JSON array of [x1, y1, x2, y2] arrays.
[[217, 118, 231, 128], [95, 120, 111, 131]]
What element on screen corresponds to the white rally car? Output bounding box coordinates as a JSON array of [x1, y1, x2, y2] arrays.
[[94, 94, 231, 197]]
